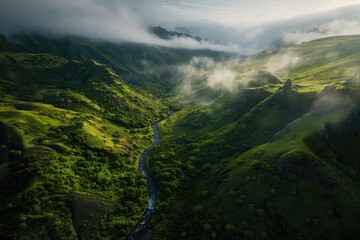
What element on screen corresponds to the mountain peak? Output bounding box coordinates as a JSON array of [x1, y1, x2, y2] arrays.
[[283, 79, 293, 91], [149, 26, 202, 42]]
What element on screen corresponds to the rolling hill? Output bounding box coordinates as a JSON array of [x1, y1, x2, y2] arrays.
[[0, 50, 168, 239], [0, 34, 233, 96], [0, 33, 235, 239], [146, 36, 360, 240], [0, 33, 359, 240]]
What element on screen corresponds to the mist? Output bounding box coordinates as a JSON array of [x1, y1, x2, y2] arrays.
[[172, 5, 360, 52], [0, 0, 359, 54], [176, 57, 251, 99], [264, 50, 307, 74], [282, 20, 360, 44], [0, 0, 152, 43], [0, 0, 243, 53]]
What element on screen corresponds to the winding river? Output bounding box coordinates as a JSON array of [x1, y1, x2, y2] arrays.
[[127, 123, 162, 240]]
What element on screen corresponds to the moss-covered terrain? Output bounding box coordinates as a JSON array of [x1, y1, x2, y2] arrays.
[[147, 36, 360, 240], [0, 50, 168, 239], [0, 34, 360, 240]]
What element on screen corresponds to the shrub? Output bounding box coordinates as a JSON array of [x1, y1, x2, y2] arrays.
[[244, 229, 255, 238], [250, 160, 263, 170], [203, 223, 212, 232], [225, 223, 236, 233]]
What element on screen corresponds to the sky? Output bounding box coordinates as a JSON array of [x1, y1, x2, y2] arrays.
[[126, 0, 360, 27], [0, 0, 359, 53]]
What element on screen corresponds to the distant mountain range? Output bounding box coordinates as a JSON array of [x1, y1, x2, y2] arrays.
[[149, 26, 202, 42]]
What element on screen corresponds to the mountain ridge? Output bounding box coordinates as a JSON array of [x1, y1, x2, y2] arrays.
[[0, 34, 359, 239]]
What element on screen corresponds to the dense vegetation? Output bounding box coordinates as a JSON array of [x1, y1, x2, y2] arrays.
[[0, 34, 360, 240], [0, 33, 233, 239], [147, 36, 360, 239], [0, 34, 232, 96], [0, 49, 169, 239]]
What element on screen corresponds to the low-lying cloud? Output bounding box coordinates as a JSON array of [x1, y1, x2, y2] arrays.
[[0, 0, 152, 43], [175, 5, 360, 53], [0, 0, 242, 53], [156, 37, 245, 53], [207, 69, 237, 91], [264, 50, 306, 74], [282, 20, 360, 44], [176, 57, 215, 95], [1, 1, 359, 54], [176, 57, 239, 96]]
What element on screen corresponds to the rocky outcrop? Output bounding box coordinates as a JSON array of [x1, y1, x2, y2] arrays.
[[282, 79, 293, 93]]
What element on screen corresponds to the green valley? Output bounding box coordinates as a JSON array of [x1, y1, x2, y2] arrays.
[[0, 32, 359, 240], [0, 48, 168, 239], [146, 36, 360, 239]]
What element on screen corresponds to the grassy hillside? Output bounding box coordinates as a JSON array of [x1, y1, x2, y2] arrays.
[[1, 33, 359, 240], [0, 51, 168, 239], [147, 36, 360, 239], [0, 35, 233, 96]]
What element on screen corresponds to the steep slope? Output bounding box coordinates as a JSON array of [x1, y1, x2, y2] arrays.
[[0, 34, 233, 95], [146, 36, 360, 239], [0, 51, 168, 239], [1, 32, 359, 240], [150, 26, 202, 42], [0, 31, 238, 240]]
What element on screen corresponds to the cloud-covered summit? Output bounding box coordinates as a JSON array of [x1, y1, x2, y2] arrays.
[[0, 0, 242, 52], [0, 0, 359, 54]]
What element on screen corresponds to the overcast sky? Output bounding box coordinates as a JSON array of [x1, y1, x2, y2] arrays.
[[0, 0, 359, 53], [125, 0, 360, 27]]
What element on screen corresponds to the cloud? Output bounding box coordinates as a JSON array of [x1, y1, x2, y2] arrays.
[[157, 37, 245, 53], [0, 0, 153, 43], [134, 0, 360, 29], [282, 20, 360, 44], [174, 5, 360, 53], [207, 69, 237, 91], [334, 0, 360, 5], [0, 0, 359, 54], [263, 47, 343, 76], [176, 57, 214, 95], [176, 57, 240, 97], [264, 50, 306, 74], [0, 0, 243, 53]]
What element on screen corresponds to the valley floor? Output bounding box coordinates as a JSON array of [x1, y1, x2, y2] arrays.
[[0, 35, 360, 240]]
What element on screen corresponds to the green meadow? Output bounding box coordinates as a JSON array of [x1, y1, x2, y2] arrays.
[[0, 35, 359, 239]]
